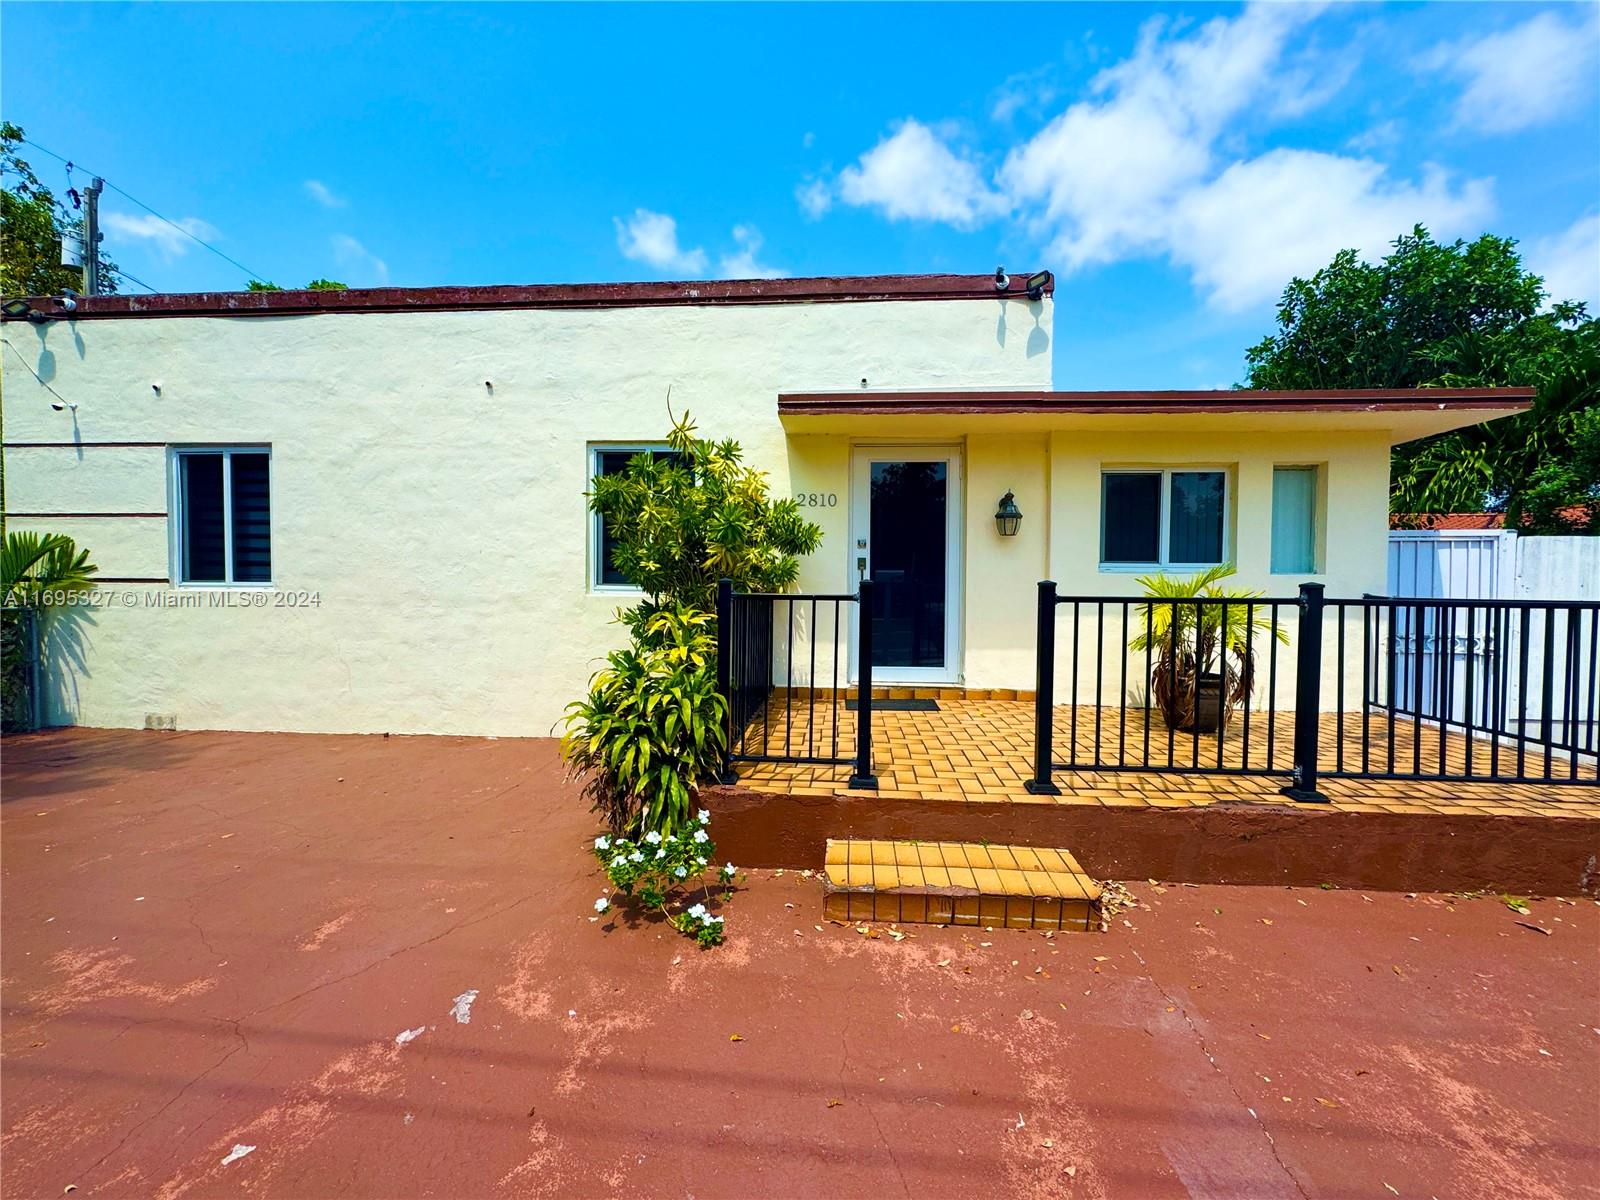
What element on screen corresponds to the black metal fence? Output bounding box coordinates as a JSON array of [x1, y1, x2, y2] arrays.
[[1331, 597, 1599, 784], [716, 578, 877, 789], [1026, 582, 1599, 798]]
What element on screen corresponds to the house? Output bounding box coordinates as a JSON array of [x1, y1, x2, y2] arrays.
[[1, 273, 1533, 736]]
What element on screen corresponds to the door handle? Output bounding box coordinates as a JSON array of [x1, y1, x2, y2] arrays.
[[856, 556, 867, 579]]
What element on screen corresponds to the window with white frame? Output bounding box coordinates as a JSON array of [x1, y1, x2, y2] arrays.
[[173, 448, 272, 584], [1271, 465, 1320, 574], [1101, 469, 1228, 567], [589, 444, 674, 589]]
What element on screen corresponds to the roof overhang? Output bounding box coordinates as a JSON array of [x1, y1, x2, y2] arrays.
[[777, 388, 1534, 444], [0, 271, 1054, 321]]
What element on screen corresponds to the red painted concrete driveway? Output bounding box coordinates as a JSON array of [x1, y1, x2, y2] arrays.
[[3, 729, 1596, 1198]]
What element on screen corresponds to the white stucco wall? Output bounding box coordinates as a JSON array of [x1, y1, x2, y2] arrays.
[[3, 296, 1052, 735]]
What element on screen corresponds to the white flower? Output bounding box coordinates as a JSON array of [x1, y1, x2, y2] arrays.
[[629, 851, 643, 863], [594, 835, 610, 851], [709, 914, 724, 924], [696, 857, 706, 867], [644, 831, 662, 845], [722, 862, 736, 877], [686, 902, 707, 919], [692, 829, 709, 844], [697, 809, 710, 825], [655, 848, 666, 860], [594, 896, 610, 913], [611, 853, 626, 867], [674, 866, 688, 878]]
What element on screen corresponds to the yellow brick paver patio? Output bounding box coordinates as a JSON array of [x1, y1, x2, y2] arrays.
[[729, 696, 1600, 816]]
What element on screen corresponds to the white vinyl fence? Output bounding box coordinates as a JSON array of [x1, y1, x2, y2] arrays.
[[1386, 532, 1598, 755]]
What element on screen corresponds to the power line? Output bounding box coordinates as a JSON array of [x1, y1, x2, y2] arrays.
[[110, 267, 158, 294], [20, 136, 268, 284]]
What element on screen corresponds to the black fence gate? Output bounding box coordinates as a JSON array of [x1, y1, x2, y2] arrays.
[[716, 579, 877, 789]]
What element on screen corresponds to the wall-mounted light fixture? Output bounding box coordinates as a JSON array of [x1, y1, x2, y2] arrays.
[[994, 266, 1009, 292], [995, 490, 1022, 537], [1025, 270, 1051, 301]]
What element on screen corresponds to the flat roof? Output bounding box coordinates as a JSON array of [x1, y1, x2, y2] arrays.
[[2, 271, 1053, 320], [777, 387, 1535, 416]]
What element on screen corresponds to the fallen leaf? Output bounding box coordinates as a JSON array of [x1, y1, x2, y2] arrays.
[[1064, 1166, 1077, 1178], [1257, 1033, 1272, 1041], [1260, 919, 1274, 926], [729, 1034, 744, 1042], [1383, 1185, 1398, 1196], [1392, 965, 1404, 978], [1092, 956, 1108, 963], [951, 1024, 962, 1033], [1315, 1097, 1341, 1109], [937, 959, 951, 968], [826, 1098, 843, 1108], [1020, 1009, 1035, 1021], [1514, 921, 1552, 936]]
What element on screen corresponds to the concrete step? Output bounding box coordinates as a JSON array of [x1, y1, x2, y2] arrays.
[[822, 839, 1103, 931]]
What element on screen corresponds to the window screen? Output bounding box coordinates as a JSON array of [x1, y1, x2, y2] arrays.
[[1168, 471, 1225, 564], [177, 450, 271, 584], [1101, 473, 1162, 564]]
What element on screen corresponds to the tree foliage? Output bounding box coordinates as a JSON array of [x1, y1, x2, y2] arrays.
[[588, 408, 823, 627], [248, 278, 349, 292], [1244, 226, 1598, 532], [1, 122, 119, 298]]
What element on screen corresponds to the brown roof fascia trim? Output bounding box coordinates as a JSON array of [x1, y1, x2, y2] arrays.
[[4, 271, 1055, 321], [778, 387, 1535, 415]]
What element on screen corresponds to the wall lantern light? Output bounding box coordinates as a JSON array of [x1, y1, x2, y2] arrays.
[[995, 491, 1022, 537]]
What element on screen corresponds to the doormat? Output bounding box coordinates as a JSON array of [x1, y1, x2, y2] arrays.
[[846, 698, 940, 711]]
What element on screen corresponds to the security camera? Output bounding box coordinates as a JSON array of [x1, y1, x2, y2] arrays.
[[51, 400, 78, 412], [994, 267, 1010, 292], [59, 293, 78, 312]]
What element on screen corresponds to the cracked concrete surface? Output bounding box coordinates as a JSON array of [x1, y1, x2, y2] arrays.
[[3, 728, 1596, 1198]]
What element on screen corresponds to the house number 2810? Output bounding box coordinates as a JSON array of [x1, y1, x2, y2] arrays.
[[795, 492, 838, 507]]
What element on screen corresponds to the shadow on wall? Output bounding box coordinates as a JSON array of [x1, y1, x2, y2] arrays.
[[38, 604, 94, 728], [994, 298, 1051, 360]]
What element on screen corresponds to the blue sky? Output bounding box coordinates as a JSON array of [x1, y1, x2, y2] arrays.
[[4, 2, 1597, 388]]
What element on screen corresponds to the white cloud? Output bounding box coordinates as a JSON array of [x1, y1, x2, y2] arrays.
[[613, 208, 707, 275], [303, 179, 346, 209], [795, 178, 832, 220], [816, 2, 1495, 313], [1527, 211, 1600, 311], [1423, 9, 1600, 135], [101, 211, 220, 260], [1166, 151, 1494, 311], [999, 3, 1323, 270], [331, 233, 389, 286], [989, 67, 1059, 123], [717, 225, 789, 280], [836, 119, 1007, 228]]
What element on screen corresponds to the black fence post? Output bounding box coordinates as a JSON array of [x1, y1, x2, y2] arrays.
[[848, 579, 879, 790], [715, 577, 738, 784], [1025, 580, 1062, 795], [1282, 581, 1329, 802]]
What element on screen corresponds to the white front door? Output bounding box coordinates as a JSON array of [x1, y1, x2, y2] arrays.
[[849, 446, 963, 684]]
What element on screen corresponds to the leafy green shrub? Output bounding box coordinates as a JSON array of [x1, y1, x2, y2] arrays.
[[592, 811, 737, 947], [589, 409, 822, 622], [562, 603, 727, 837], [2, 532, 98, 731]]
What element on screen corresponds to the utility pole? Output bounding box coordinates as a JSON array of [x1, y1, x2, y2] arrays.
[[83, 177, 103, 295]]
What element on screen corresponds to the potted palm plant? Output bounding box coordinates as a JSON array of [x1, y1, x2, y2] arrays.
[[1129, 564, 1287, 734]]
